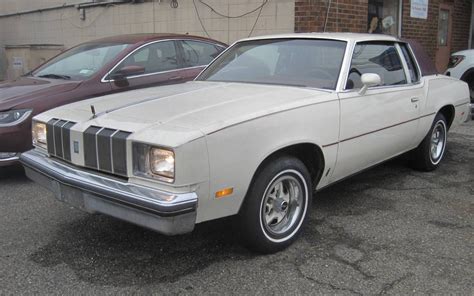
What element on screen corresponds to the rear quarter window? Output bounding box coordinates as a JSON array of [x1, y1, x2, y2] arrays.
[[400, 43, 420, 83]]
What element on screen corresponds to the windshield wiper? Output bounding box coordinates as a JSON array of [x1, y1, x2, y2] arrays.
[[38, 73, 71, 80]]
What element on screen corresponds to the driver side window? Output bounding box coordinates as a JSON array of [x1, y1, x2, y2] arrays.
[[112, 41, 178, 77], [346, 42, 407, 90]]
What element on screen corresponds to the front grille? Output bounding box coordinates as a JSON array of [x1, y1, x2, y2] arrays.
[[46, 119, 132, 177], [83, 126, 132, 177], [46, 119, 76, 161]]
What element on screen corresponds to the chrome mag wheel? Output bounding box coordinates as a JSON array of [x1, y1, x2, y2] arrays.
[[430, 120, 446, 164], [260, 170, 306, 240]]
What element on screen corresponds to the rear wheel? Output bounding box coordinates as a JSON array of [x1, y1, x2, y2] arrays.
[[411, 113, 448, 171], [236, 156, 312, 254]]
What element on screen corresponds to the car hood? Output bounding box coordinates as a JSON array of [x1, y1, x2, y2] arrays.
[[0, 76, 81, 111], [37, 81, 334, 146], [451, 49, 473, 56]]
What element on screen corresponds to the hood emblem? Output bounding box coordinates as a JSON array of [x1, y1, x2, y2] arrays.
[[90, 105, 96, 119]]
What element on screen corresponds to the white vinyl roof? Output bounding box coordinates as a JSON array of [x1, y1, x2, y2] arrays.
[[240, 32, 400, 43]]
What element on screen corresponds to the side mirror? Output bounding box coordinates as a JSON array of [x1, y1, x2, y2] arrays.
[[359, 73, 381, 95], [110, 65, 145, 81]]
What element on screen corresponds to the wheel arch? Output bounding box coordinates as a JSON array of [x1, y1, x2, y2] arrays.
[[460, 67, 474, 82], [438, 104, 455, 129], [245, 142, 326, 200]]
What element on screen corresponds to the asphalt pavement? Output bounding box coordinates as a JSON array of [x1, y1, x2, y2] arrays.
[[1, 121, 473, 295]]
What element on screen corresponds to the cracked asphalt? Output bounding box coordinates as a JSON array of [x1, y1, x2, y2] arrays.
[[1, 121, 473, 295]]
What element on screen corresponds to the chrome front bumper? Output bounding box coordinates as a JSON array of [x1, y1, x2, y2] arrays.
[[20, 150, 198, 235]]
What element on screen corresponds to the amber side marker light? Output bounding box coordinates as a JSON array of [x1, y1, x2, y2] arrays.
[[215, 187, 234, 198]]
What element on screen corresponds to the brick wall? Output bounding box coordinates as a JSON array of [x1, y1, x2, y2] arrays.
[[401, 0, 471, 60], [400, 0, 440, 59], [295, 0, 472, 61], [295, 0, 368, 33], [450, 0, 472, 53]]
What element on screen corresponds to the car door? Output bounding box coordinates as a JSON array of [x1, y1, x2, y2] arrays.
[[331, 41, 425, 182], [106, 40, 184, 91], [176, 40, 226, 81]]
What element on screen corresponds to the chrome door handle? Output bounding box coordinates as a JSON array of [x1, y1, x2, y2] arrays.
[[411, 97, 419, 103]]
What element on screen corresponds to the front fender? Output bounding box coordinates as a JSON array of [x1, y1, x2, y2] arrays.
[[197, 99, 339, 223]]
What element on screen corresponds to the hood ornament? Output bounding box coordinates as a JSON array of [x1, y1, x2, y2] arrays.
[[90, 105, 96, 119]]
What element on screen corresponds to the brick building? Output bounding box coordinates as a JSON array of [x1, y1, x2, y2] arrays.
[[295, 0, 473, 72], [0, 0, 472, 79]]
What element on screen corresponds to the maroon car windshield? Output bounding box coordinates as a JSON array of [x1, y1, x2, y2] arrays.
[[33, 42, 130, 81], [198, 39, 347, 90]]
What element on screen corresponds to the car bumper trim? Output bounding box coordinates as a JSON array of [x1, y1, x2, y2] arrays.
[[20, 149, 197, 235]]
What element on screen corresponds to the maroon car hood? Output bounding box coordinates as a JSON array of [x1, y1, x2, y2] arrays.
[[0, 76, 81, 111]]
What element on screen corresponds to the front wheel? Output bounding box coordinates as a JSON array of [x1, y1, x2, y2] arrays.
[[411, 113, 448, 171], [236, 156, 312, 254]]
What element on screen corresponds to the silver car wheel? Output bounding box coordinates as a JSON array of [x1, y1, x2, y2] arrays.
[[260, 171, 304, 237], [429, 120, 447, 165]]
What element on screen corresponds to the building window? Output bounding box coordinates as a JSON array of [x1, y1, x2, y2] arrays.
[[438, 9, 449, 46], [368, 0, 400, 36]]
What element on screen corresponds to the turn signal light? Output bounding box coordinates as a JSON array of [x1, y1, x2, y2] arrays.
[[215, 187, 234, 198]]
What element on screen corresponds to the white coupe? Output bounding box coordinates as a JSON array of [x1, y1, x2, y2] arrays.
[[21, 33, 471, 253]]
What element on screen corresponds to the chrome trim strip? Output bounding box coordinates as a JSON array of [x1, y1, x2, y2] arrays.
[[105, 66, 204, 82], [59, 120, 69, 158], [20, 150, 198, 216], [339, 80, 425, 95], [51, 118, 61, 156], [101, 38, 226, 83], [454, 102, 466, 107], [95, 127, 105, 169], [322, 112, 437, 147], [110, 129, 120, 173], [0, 154, 19, 162], [340, 112, 436, 143]]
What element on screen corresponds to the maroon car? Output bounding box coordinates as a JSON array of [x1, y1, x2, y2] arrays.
[[0, 33, 227, 166]]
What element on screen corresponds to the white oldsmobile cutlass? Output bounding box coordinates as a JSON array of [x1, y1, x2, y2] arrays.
[[21, 33, 470, 253]]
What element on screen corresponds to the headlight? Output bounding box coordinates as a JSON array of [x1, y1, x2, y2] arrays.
[[133, 143, 175, 182], [0, 109, 32, 127], [447, 55, 465, 68], [149, 148, 175, 179], [32, 121, 47, 149]]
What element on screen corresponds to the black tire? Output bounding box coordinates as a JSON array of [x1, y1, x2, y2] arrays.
[[411, 113, 448, 171], [236, 155, 312, 254], [461, 71, 474, 100], [464, 74, 474, 120]]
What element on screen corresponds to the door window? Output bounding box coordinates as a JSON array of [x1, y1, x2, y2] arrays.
[[112, 41, 178, 77], [181, 40, 223, 68], [346, 42, 407, 89]]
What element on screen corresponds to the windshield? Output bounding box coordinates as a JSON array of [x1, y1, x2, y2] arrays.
[[34, 42, 130, 80], [197, 39, 347, 89]]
